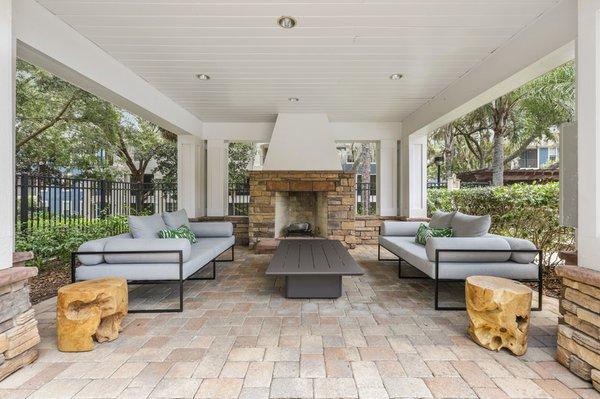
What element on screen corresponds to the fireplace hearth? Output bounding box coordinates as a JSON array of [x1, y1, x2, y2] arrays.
[[248, 171, 357, 247]]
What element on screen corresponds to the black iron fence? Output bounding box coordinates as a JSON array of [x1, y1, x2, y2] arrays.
[[357, 182, 377, 215], [16, 174, 177, 232], [228, 182, 250, 216]]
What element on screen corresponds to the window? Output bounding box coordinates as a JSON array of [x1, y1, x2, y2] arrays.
[[518, 148, 538, 169], [548, 147, 558, 164], [336, 142, 377, 215]]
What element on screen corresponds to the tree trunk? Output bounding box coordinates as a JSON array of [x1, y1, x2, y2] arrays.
[[491, 132, 504, 186], [442, 124, 454, 180], [490, 97, 511, 186], [357, 144, 372, 214]]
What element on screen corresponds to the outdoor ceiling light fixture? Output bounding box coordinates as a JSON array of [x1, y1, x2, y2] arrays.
[[278, 16, 297, 29], [390, 73, 403, 80], [195, 74, 210, 80], [288, 97, 300, 102]]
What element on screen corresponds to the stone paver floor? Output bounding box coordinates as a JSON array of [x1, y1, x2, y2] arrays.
[[1, 245, 598, 399]]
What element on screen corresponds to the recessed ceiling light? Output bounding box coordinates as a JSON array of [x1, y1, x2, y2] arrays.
[[288, 97, 299, 102], [278, 16, 297, 29], [195, 74, 210, 80], [390, 73, 403, 80]]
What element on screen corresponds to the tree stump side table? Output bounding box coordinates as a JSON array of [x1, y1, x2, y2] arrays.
[[57, 277, 128, 352], [465, 276, 532, 356]]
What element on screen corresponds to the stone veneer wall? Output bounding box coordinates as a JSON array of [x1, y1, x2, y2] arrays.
[[249, 171, 356, 246], [0, 253, 40, 380], [555, 265, 600, 391]]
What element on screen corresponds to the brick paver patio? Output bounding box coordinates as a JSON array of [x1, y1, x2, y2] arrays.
[[0, 245, 598, 399]]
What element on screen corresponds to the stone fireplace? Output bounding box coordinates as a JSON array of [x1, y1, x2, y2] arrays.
[[249, 171, 356, 246]]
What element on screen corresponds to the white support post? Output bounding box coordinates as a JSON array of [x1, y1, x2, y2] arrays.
[[206, 139, 228, 217], [0, 0, 15, 268], [400, 134, 428, 218], [577, 0, 600, 270], [377, 139, 398, 216], [177, 135, 205, 218]]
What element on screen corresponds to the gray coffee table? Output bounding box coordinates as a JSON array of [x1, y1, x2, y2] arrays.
[[266, 239, 364, 298]]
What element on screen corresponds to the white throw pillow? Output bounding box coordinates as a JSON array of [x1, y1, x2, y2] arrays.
[[162, 209, 190, 229], [428, 210, 456, 229], [450, 212, 491, 237], [128, 214, 167, 238]]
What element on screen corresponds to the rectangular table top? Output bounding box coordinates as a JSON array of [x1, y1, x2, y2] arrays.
[[265, 239, 364, 276]]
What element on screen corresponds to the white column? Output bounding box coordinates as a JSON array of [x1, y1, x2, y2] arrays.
[[400, 134, 427, 218], [577, 0, 600, 270], [0, 0, 15, 268], [377, 139, 398, 216], [177, 135, 205, 218], [206, 139, 228, 216]]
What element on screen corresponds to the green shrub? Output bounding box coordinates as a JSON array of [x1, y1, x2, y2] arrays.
[[15, 216, 128, 270], [427, 182, 574, 267]]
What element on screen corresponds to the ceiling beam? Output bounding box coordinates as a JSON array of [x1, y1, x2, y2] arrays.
[[401, 0, 577, 137], [13, 0, 203, 137]]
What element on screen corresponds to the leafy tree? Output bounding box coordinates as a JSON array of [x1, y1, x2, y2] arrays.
[[428, 62, 575, 185], [15, 59, 177, 184], [228, 142, 255, 184]]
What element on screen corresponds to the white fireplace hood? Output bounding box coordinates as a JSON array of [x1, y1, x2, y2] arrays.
[[262, 113, 342, 171]]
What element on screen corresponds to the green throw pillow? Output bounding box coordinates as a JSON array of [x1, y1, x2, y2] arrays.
[[415, 223, 453, 245], [159, 225, 198, 244]]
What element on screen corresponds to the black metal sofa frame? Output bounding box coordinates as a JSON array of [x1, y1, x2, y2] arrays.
[[378, 239, 543, 311], [71, 244, 234, 313]]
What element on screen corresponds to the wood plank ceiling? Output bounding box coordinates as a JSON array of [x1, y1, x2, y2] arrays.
[[38, 0, 561, 122]]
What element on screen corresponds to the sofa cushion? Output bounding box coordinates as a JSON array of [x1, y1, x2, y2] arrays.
[[162, 209, 190, 229], [189, 222, 234, 237], [379, 236, 431, 276], [128, 214, 167, 238], [434, 261, 539, 280], [380, 221, 424, 237], [415, 223, 453, 245], [450, 212, 491, 237], [429, 211, 456, 229], [103, 238, 191, 264], [425, 237, 511, 263]]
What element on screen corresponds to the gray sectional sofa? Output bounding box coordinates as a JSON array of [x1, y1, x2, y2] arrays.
[[72, 210, 234, 312], [378, 212, 542, 310]]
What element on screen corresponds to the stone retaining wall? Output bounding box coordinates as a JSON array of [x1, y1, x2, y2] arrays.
[[555, 265, 600, 391], [0, 253, 40, 381]]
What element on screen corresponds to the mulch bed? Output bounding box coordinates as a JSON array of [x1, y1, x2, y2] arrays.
[[29, 263, 70, 305], [28, 259, 564, 305]]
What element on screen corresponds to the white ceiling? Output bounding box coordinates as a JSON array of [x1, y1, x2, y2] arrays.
[[37, 0, 561, 123]]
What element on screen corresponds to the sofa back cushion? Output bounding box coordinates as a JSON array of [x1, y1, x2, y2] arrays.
[[162, 209, 190, 229], [104, 238, 191, 264], [428, 211, 456, 229], [190, 222, 234, 237], [380, 221, 424, 237], [129, 214, 167, 238], [450, 212, 491, 237], [425, 236, 511, 262]]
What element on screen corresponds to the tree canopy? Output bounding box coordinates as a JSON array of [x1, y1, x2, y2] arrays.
[[428, 62, 575, 185], [16, 59, 177, 184]]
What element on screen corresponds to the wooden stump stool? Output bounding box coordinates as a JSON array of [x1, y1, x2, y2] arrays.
[[57, 278, 128, 352], [465, 276, 532, 356]]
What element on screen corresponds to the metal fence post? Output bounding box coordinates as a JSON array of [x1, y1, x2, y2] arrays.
[[99, 180, 108, 218], [19, 174, 29, 232]]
